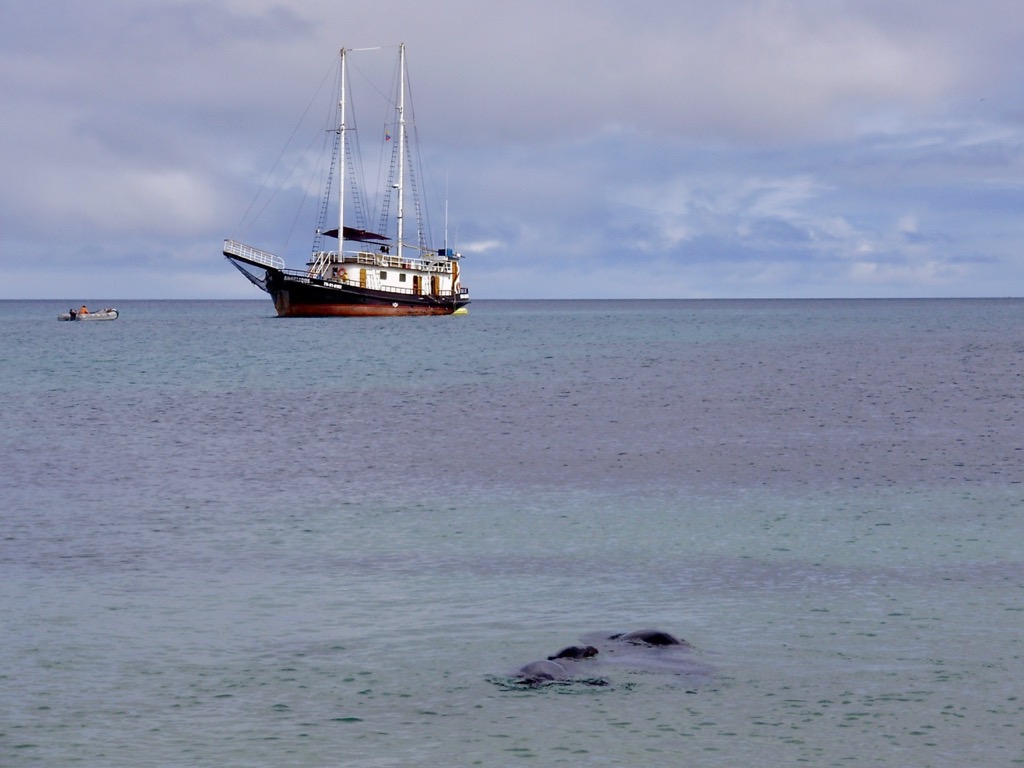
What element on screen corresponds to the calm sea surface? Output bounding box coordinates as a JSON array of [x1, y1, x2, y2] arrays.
[[2, 298, 1022, 766]]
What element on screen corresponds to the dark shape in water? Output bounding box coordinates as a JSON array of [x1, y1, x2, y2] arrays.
[[514, 660, 574, 685], [548, 645, 599, 660], [611, 629, 690, 648], [503, 629, 711, 690]]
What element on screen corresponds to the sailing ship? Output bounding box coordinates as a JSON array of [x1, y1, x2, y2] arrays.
[[224, 44, 469, 316]]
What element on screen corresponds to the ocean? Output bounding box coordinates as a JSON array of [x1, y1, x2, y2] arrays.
[[2, 298, 1022, 766]]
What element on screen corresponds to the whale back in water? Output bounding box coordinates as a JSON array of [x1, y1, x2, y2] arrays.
[[514, 659, 571, 685], [548, 645, 599, 660], [503, 629, 713, 689], [576, 629, 714, 681], [613, 629, 690, 647]]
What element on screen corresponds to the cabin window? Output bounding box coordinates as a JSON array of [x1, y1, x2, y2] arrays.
[[399, 274, 407, 282], [380, 271, 388, 280]]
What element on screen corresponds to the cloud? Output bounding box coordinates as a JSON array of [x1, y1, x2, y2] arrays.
[[2, 0, 1024, 299]]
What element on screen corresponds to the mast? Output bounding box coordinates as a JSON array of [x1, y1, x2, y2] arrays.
[[337, 48, 347, 259], [396, 43, 406, 261]]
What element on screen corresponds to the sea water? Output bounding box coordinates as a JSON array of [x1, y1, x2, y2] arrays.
[[1, 298, 1022, 766]]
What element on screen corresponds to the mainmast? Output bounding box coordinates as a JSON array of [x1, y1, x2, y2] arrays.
[[337, 47, 347, 259], [396, 42, 406, 262]]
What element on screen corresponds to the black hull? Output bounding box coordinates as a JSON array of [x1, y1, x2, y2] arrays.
[[265, 270, 469, 317]]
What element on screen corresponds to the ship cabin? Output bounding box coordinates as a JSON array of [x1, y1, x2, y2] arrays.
[[306, 247, 464, 298]]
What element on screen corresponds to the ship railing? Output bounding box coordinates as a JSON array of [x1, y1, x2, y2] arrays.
[[307, 249, 454, 274], [223, 240, 285, 270], [307, 251, 334, 277], [337, 250, 454, 273]]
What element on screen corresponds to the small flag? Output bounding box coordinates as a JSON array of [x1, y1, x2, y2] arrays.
[[385, 130, 392, 141]]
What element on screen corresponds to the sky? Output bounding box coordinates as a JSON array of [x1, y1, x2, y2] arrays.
[[2, 0, 1024, 300]]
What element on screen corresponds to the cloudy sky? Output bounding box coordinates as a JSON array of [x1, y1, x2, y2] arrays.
[[3, 0, 1023, 299]]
